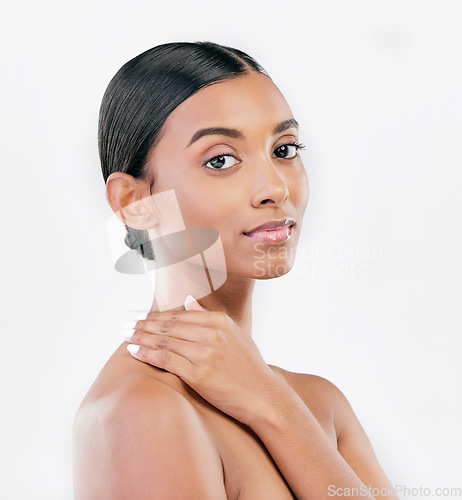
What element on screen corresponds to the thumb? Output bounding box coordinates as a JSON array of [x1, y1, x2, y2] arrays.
[[184, 294, 206, 311]]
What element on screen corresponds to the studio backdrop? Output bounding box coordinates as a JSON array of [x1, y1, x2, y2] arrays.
[[1, 1, 461, 499]]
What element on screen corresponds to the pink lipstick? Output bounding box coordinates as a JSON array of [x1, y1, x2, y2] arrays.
[[243, 217, 296, 243]]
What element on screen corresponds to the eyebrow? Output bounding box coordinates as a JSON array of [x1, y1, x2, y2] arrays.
[[186, 118, 299, 148]]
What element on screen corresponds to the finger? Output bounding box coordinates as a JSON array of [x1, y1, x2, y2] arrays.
[[127, 330, 210, 363], [136, 305, 186, 321], [127, 343, 196, 381], [131, 319, 217, 344], [143, 309, 227, 327]]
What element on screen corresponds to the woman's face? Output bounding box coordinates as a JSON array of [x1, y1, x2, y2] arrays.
[[146, 69, 309, 279]]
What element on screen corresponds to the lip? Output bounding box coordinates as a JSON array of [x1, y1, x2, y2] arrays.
[[243, 217, 296, 235], [244, 225, 295, 243]]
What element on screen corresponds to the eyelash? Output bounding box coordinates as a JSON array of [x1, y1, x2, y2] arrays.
[[203, 141, 306, 171]]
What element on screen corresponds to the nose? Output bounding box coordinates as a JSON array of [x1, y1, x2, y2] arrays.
[[250, 157, 289, 208]]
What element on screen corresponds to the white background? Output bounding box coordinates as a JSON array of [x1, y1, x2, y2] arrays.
[[1, 1, 461, 498]]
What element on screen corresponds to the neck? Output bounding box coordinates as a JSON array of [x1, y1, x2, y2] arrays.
[[149, 270, 255, 338]]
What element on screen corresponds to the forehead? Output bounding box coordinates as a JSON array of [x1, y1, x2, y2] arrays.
[[160, 70, 294, 142]]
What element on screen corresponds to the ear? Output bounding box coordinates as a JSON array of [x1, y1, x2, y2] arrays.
[[106, 172, 159, 230]]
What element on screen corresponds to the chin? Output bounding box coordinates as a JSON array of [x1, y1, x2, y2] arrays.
[[247, 258, 296, 280], [256, 265, 294, 280], [223, 239, 299, 280]]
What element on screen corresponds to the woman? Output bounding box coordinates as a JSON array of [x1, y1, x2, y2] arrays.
[[73, 41, 398, 499]]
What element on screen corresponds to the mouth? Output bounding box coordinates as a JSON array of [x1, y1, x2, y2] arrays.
[[243, 217, 296, 243]]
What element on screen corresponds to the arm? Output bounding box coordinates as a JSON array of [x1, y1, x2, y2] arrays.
[[246, 373, 398, 500], [73, 381, 227, 500]]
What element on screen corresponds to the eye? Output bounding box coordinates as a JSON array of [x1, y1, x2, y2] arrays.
[[273, 142, 306, 159], [203, 153, 239, 170]]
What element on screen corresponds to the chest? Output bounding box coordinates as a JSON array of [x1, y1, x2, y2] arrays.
[[200, 403, 337, 500]]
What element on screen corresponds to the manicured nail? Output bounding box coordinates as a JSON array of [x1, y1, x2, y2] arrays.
[[127, 344, 140, 355], [122, 321, 137, 330], [184, 294, 197, 308], [122, 329, 135, 340], [185, 294, 204, 311]]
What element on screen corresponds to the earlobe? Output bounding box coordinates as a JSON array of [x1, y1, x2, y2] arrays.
[[106, 172, 159, 231]]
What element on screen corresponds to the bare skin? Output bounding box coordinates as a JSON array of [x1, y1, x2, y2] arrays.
[[73, 70, 398, 499]]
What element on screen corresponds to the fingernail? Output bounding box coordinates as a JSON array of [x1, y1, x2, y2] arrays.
[[122, 321, 137, 330], [127, 344, 140, 355], [122, 328, 135, 340], [184, 294, 197, 308]]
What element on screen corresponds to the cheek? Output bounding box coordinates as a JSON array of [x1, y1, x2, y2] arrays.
[[173, 178, 239, 230], [303, 173, 310, 208], [287, 166, 309, 211]]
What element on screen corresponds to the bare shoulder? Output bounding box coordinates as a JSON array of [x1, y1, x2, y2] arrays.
[[268, 365, 358, 439], [269, 365, 398, 497], [268, 364, 343, 407], [73, 352, 226, 499], [282, 370, 370, 444]]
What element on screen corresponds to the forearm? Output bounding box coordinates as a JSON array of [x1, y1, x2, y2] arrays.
[[248, 374, 376, 500]]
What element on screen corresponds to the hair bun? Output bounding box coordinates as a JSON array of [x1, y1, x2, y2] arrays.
[[124, 226, 155, 260]]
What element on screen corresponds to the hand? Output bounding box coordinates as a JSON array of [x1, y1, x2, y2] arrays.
[[123, 295, 280, 427]]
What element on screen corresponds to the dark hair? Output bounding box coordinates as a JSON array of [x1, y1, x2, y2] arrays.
[[98, 40, 269, 260]]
